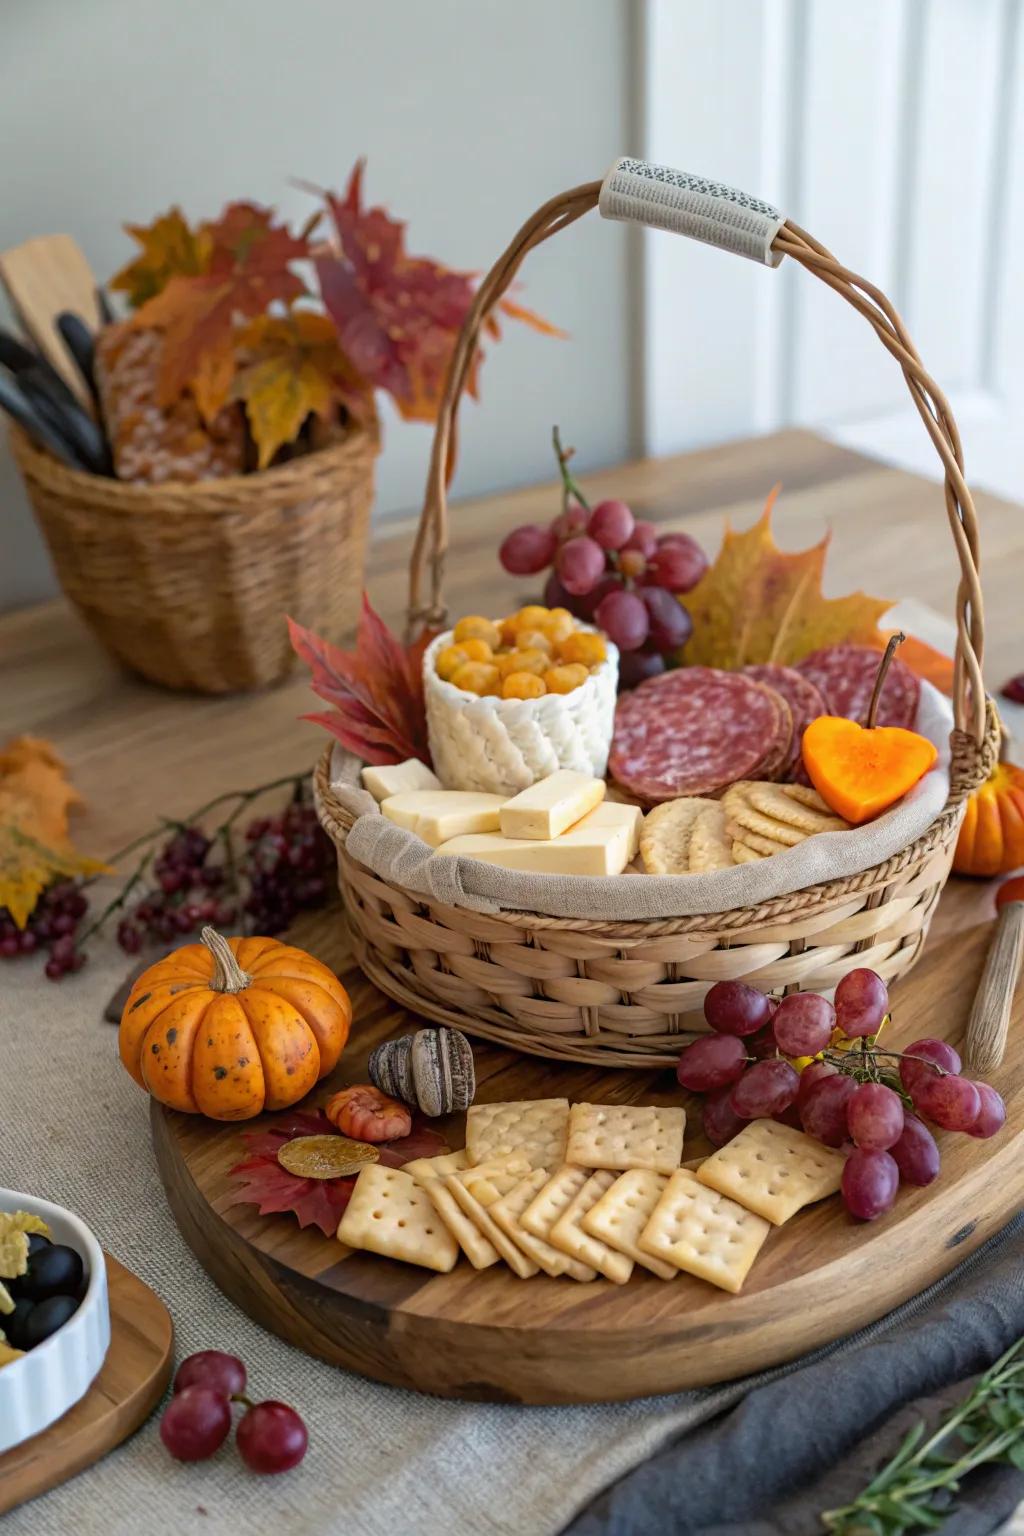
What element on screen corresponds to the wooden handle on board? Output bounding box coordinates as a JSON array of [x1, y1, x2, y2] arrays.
[[965, 900, 1024, 1073], [408, 157, 987, 746]]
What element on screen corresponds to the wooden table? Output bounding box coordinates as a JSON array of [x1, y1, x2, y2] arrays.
[[3, 427, 1017, 897]]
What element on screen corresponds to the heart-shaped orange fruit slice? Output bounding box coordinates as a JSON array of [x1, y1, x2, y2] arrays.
[[802, 715, 938, 825]]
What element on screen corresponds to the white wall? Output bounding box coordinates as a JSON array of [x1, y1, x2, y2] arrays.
[[0, 0, 638, 609]]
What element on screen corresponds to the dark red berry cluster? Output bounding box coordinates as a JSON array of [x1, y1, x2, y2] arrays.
[[161, 1350, 307, 1474]]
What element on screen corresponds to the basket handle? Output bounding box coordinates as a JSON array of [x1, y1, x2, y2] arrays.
[[409, 158, 986, 745]]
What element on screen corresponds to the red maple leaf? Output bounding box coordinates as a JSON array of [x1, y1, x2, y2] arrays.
[[226, 1108, 448, 1236], [315, 161, 563, 423], [132, 201, 309, 421], [288, 593, 433, 765]]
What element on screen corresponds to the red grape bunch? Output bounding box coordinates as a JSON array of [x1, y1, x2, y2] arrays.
[[498, 428, 708, 688], [675, 968, 1007, 1223], [160, 1349, 308, 1474], [0, 880, 89, 979]]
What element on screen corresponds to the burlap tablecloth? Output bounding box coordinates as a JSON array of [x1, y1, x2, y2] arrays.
[[3, 922, 1022, 1536]]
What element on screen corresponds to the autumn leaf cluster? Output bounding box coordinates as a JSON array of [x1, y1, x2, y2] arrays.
[[110, 163, 559, 470]]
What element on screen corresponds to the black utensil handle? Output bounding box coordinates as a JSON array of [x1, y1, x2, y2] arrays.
[[21, 369, 112, 475], [0, 373, 87, 470], [0, 325, 81, 411], [56, 311, 99, 402]]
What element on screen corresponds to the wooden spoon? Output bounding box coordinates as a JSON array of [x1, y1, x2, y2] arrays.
[[965, 874, 1024, 1073]]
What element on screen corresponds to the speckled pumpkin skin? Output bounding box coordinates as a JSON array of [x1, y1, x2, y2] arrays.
[[118, 935, 352, 1120]]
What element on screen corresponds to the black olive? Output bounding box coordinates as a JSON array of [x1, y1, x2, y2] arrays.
[[23, 1294, 79, 1348], [26, 1233, 51, 1259], [5, 1296, 35, 1350], [22, 1243, 84, 1301]]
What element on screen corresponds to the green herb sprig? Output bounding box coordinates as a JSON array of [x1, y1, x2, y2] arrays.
[[822, 1336, 1024, 1534]]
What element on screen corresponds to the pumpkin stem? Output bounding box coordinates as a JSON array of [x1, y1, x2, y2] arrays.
[[865, 631, 906, 729], [201, 926, 252, 993]]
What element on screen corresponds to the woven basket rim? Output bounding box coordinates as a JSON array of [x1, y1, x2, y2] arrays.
[[312, 701, 999, 936], [8, 412, 380, 512]]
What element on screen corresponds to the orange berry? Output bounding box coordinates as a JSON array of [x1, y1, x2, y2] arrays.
[[498, 615, 521, 646], [516, 605, 550, 632], [558, 631, 608, 667], [539, 609, 575, 644], [453, 615, 502, 649], [515, 628, 553, 655], [544, 663, 590, 694], [436, 643, 469, 680], [450, 661, 501, 696], [502, 671, 547, 700], [495, 647, 549, 679], [455, 636, 493, 663]]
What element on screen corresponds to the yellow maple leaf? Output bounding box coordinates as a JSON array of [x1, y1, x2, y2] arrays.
[[680, 486, 893, 669], [233, 311, 371, 468], [109, 207, 212, 309], [0, 737, 107, 928]]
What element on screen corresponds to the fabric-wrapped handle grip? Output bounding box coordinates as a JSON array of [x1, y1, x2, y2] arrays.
[[598, 157, 784, 267]]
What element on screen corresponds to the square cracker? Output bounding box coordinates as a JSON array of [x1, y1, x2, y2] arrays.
[[466, 1099, 569, 1172], [337, 1165, 458, 1273], [404, 1150, 499, 1270], [639, 1169, 770, 1293], [566, 1103, 685, 1177], [581, 1169, 678, 1280], [445, 1159, 539, 1278], [491, 1170, 596, 1281], [520, 1164, 592, 1244], [696, 1118, 846, 1225], [549, 1170, 633, 1284]]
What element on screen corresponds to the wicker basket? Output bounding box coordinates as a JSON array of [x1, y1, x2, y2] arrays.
[[314, 162, 998, 1068], [13, 417, 378, 693]]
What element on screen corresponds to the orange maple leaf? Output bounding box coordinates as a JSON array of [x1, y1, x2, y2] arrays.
[[132, 202, 309, 422], [680, 487, 893, 669], [0, 737, 107, 928], [233, 312, 372, 469], [110, 207, 212, 308]]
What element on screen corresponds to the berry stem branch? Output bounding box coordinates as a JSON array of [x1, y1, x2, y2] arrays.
[[552, 425, 591, 513]]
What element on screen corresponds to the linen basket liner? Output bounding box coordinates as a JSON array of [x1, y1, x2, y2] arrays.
[[329, 683, 953, 922]]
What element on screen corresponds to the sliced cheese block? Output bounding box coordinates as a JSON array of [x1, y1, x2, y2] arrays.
[[499, 769, 605, 841], [361, 758, 441, 802], [433, 801, 642, 876], [382, 789, 507, 847]]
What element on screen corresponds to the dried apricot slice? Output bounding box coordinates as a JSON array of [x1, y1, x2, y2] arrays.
[[276, 1135, 380, 1181]]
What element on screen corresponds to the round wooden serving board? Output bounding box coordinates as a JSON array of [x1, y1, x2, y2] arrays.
[[0, 1255, 174, 1514], [152, 896, 1024, 1405]]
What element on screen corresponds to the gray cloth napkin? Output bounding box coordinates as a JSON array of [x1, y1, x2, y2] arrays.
[[563, 1214, 1024, 1536]]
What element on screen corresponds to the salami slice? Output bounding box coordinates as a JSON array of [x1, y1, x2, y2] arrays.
[[742, 663, 828, 781], [795, 644, 920, 729], [610, 667, 792, 803]]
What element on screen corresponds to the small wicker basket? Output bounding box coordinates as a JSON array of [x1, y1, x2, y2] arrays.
[[13, 417, 378, 693], [314, 161, 998, 1068]]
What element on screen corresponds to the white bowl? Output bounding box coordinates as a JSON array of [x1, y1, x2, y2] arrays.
[[0, 1190, 110, 1454]]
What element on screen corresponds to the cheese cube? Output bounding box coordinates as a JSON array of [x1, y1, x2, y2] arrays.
[[433, 802, 642, 876], [361, 758, 441, 802], [382, 790, 507, 847], [499, 770, 605, 841]]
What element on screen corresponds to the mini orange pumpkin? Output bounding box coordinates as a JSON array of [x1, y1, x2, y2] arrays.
[[119, 927, 352, 1120], [954, 759, 1024, 878]]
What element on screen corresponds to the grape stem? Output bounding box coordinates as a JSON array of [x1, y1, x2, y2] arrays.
[[552, 425, 591, 513], [230, 1392, 255, 1410]]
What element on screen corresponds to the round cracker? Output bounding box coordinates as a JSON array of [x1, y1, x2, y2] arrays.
[[746, 781, 849, 832], [688, 804, 735, 872], [731, 841, 764, 863], [731, 825, 790, 857], [640, 797, 717, 875]]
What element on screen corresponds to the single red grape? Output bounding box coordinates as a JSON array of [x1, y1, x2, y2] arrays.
[[622, 520, 658, 558], [913, 1073, 982, 1132], [965, 1082, 1007, 1139], [773, 1102, 805, 1131], [796, 1059, 837, 1111], [729, 1059, 800, 1118], [841, 1148, 899, 1221], [772, 993, 836, 1057], [889, 1113, 940, 1185], [846, 1082, 904, 1151], [174, 1349, 247, 1399], [552, 504, 588, 542], [617, 648, 666, 689], [702, 1087, 746, 1148], [646, 534, 707, 593], [800, 1073, 856, 1147], [543, 569, 581, 614], [676, 1034, 748, 1092], [703, 980, 774, 1037], [160, 1386, 232, 1462], [575, 572, 622, 619], [236, 1401, 308, 1474], [637, 585, 692, 651], [595, 588, 650, 651], [588, 499, 635, 551], [747, 1022, 781, 1060], [834, 968, 889, 1038], [899, 1038, 962, 1096], [499, 524, 557, 576], [556, 535, 607, 596]]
